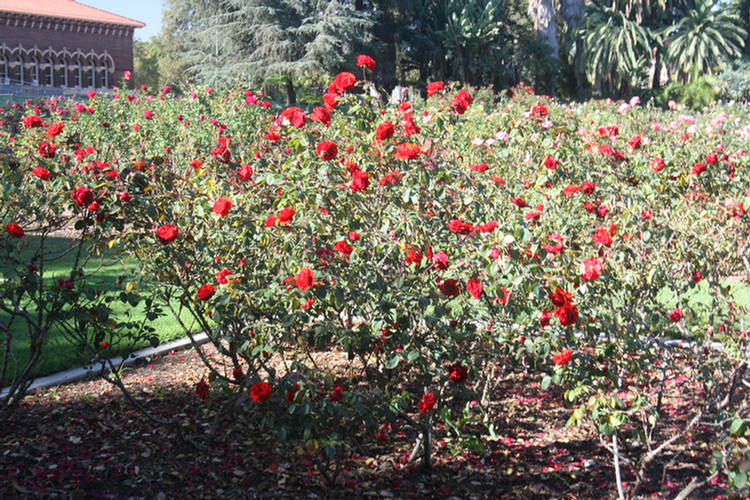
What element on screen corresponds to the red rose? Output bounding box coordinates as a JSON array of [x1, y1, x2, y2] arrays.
[[628, 136, 641, 150], [279, 106, 306, 128], [438, 279, 460, 297], [476, 220, 497, 233], [531, 104, 548, 118], [669, 308, 683, 323], [580, 182, 595, 195], [310, 107, 331, 127], [466, 277, 483, 299], [264, 215, 277, 227], [418, 393, 436, 414], [543, 233, 564, 254], [331, 72, 356, 94], [375, 121, 395, 142], [323, 92, 339, 111], [705, 152, 718, 165], [195, 379, 210, 401], [348, 232, 361, 241], [197, 284, 215, 301], [549, 288, 572, 307], [23, 115, 43, 128], [426, 81, 444, 96], [251, 381, 273, 402], [593, 228, 613, 247], [447, 219, 474, 235], [238, 163, 253, 181], [555, 303, 579, 326], [511, 197, 529, 208], [356, 54, 376, 70], [552, 349, 573, 365], [232, 367, 244, 380], [156, 224, 179, 245], [692, 162, 706, 175], [349, 169, 370, 192], [5, 223, 24, 238], [296, 267, 314, 291], [450, 89, 473, 115], [334, 240, 353, 257], [212, 197, 233, 217], [652, 157, 665, 172], [250, 382, 273, 403], [71, 186, 94, 207], [329, 385, 345, 403], [540, 310, 553, 327], [317, 141, 338, 161], [32, 167, 51, 180], [563, 185, 580, 196], [432, 251, 449, 270], [395, 143, 422, 160], [470, 163, 489, 172], [216, 268, 235, 284], [404, 244, 423, 266], [581, 257, 602, 281], [277, 207, 296, 224], [46, 121, 64, 138], [448, 364, 468, 384], [543, 156, 557, 170], [38, 142, 56, 159]]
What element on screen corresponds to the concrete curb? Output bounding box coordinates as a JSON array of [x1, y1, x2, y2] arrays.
[[1, 331, 726, 399], [1, 332, 209, 398]]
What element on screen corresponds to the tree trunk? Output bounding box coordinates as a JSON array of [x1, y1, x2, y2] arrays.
[[283, 78, 296, 106], [559, 0, 584, 97], [559, 0, 584, 29], [528, 0, 559, 96]]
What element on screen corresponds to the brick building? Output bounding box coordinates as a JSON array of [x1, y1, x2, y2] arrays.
[[0, 0, 144, 98]]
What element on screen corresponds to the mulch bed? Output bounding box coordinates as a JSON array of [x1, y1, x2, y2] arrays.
[[0, 344, 731, 500]]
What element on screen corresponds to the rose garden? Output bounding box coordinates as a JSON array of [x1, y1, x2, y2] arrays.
[[1, 63, 750, 499]]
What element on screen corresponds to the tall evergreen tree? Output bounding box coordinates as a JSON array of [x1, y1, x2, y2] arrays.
[[162, 0, 372, 103]]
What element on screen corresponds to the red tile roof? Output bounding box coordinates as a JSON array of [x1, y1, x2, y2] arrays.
[[0, 0, 145, 28]]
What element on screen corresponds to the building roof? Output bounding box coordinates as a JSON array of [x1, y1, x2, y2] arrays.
[[0, 0, 145, 28]]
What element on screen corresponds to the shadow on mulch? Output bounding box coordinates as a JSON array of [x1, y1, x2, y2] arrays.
[[0, 350, 731, 500]]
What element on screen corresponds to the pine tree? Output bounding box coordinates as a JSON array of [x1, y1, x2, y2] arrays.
[[162, 0, 373, 103]]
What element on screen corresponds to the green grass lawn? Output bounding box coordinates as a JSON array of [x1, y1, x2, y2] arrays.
[[1, 236, 200, 384], [655, 278, 750, 335]]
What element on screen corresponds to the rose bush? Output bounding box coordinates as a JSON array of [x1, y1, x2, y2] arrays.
[[2, 67, 749, 495]]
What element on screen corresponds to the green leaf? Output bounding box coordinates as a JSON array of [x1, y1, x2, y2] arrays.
[[730, 418, 744, 435], [385, 354, 400, 369], [734, 471, 747, 489], [541, 375, 551, 390]]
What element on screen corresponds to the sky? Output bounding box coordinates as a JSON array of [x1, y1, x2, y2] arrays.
[[81, 0, 165, 41]]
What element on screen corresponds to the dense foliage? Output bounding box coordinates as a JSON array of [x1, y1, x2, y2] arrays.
[[2, 65, 750, 497], [142, 0, 748, 103]]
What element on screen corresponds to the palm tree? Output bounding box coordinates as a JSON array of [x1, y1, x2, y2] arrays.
[[406, 0, 512, 88], [663, 0, 747, 84], [571, 0, 653, 96]]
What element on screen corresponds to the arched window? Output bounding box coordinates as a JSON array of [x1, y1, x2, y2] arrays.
[[101, 62, 109, 88], [89, 64, 96, 88], [16, 56, 24, 85], [30, 57, 39, 85], [0, 56, 8, 84], [73, 59, 81, 87], [61, 60, 68, 87], [45, 58, 53, 86]]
